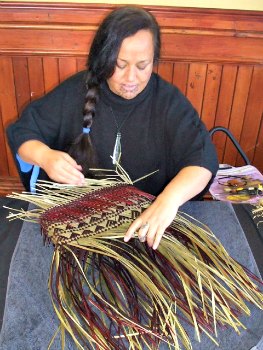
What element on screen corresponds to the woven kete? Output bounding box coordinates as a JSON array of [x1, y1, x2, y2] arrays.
[[6, 179, 263, 350]]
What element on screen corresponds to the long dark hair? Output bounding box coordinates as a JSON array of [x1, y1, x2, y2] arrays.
[[68, 6, 161, 176]]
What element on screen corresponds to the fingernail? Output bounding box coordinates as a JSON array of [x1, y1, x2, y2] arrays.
[[124, 237, 129, 242]]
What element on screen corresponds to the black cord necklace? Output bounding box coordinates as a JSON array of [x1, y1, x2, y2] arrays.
[[109, 106, 134, 165]]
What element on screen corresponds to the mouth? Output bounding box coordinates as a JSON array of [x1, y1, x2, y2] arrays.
[[121, 84, 138, 92]]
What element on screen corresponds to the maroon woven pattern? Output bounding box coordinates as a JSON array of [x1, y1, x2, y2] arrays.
[[40, 184, 154, 241]]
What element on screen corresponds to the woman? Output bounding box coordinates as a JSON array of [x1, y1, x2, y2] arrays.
[[7, 6, 218, 250]]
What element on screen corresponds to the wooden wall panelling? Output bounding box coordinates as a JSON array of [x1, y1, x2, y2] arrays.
[[77, 58, 87, 73], [157, 61, 174, 84], [172, 62, 189, 95], [43, 57, 59, 93], [253, 114, 263, 172], [13, 57, 31, 114], [58, 57, 77, 83], [238, 66, 263, 171], [0, 176, 24, 195], [186, 63, 207, 116], [28, 57, 45, 101], [161, 32, 263, 64], [0, 3, 112, 26], [11, 56, 30, 179], [0, 27, 95, 57], [201, 64, 222, 131], [0, 104, 9, 176], [212, 65, 238, 163], [1, 4, 263, 33], [223, 65, 253, 166], [0, 57, 18, 177]]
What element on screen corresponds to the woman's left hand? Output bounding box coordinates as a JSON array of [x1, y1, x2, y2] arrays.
[[124, 166, 213, 250], [124, 194, 179, 250]]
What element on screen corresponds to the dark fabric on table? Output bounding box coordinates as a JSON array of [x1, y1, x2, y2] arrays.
[[0, 198, 28, 331], [0, 201, 262, 350], [233, 204, 263, 278]]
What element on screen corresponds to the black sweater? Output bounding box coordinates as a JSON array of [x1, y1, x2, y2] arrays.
[[7, 71, 218, 196]]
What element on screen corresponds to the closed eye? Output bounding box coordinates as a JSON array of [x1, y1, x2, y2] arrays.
[[137, 61, 151, 70], [137, 65, 147, 71], [116, 63, 127, 70]]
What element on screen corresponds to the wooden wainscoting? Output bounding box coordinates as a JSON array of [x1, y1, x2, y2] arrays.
[[0, 176, 24, 196], [0, 3, 263, 195]]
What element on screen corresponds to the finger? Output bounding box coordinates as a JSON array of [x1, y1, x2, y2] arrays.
[[54, 172, 83, 185], [152, 227, 165, 250], [62, 153, 83, 173], [124, 219, 142, 242], [146, 225, 158, 248], [138, 222, 150, 242], [59, 172, 84, 185], [62, 153, 80, 167], [62, 162, 85, 181], [53, 164, 85, 185], [65, 169, 84, 182]]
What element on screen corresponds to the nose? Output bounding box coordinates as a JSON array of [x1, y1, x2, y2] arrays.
[[125, 66, 136, 82]]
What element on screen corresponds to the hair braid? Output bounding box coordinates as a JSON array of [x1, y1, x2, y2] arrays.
[[68, 71, 100, 177]]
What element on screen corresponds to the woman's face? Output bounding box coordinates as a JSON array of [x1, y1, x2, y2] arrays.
[[107, 29, 154, 100]]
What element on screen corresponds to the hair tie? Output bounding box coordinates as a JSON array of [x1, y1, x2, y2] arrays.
[[83, 127, 90, 134]]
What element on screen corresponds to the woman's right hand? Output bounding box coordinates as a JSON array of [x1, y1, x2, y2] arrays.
[[40, 149, 85, 185], [18, 140, 85, 185]]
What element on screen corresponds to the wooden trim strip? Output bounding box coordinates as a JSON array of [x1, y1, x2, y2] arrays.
[[1, 24, 262, 39], [1, 2, 262, 31]]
